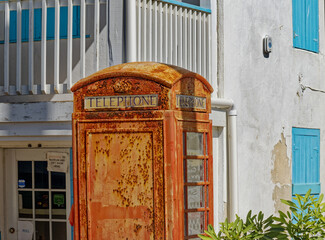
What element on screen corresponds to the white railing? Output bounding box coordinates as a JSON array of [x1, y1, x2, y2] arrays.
[[0, 0, 214, 96], [0, 0, 107, 96], [135, 0, 213, 83]]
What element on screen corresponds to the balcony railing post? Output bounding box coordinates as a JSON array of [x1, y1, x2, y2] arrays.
[[125, 0, 137, 62]]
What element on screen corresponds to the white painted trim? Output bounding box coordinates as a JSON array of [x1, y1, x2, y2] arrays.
[[80, 0, 86, 78], [41, 0, 47, 94], [4, 150, 18, 240], [28, 0, 35, 94], [0, 149, 4, 240], [126, 0, 138, 62], [0, 139, 72, 148], [210, 0, 217, 96], [94, 0, 100, 70], [54, 0, 60, 94], [4, 1, 9, 95], [67, 0, 73, 92], [0, 93, 73, 103], [16, 0, 22, 95]]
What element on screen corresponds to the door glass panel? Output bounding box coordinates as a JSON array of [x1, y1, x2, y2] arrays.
[[187, 212, 205, 236], [187, 159, 204, 182], [18, 161, 32, 188], [51, 172, 66, 189], [35, 191, 49, 219], [188, 186, 205, 209], [34, 161, 49, 189], [52, 192, 66, 219], [36, 221, 50, 240], [18, 191, 33, 218], [52, 222, 67, 240], [186, 132, 203, 156]]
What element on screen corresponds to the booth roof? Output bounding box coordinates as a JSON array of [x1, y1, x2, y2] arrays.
[[71, 62, 213, 93]]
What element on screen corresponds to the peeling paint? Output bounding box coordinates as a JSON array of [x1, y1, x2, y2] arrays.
[[271, 133, 291, 213]]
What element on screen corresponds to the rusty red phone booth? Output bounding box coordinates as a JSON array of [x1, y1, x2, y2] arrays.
[[71, 62, 214, 240]]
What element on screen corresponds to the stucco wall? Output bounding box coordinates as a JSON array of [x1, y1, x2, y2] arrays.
[[222, 0, 325, 217]]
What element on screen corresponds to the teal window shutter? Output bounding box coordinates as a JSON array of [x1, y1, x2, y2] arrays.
[[292, 128, 320, 197], [6, 6, 80, 43], [292, 0, 319, 53]]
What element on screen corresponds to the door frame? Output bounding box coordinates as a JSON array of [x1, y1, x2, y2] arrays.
[[3, 148, 72, 240]]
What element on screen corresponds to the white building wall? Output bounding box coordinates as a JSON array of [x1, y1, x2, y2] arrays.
[[222, 0, 325, 217]]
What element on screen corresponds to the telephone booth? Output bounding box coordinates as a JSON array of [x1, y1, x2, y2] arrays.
[[71, 62, 214, 240]]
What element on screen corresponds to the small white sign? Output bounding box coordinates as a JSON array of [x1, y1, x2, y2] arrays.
[[18, 221, 33, 240], [47, 152, 68, 173]]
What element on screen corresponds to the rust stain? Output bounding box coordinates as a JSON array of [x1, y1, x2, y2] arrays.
[[271, 133, 291, 213]]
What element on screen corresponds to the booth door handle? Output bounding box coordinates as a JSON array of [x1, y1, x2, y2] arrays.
[[9, 227, 15, 234]]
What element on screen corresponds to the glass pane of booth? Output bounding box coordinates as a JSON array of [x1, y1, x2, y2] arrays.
[[186, 132, 203, 156], [187, 159, 204, 182], [187, 212, 205, 236], [187, 186, 205, 209]]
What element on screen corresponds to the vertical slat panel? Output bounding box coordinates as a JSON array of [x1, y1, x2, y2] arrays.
[[154, 0, 157, 61], [148, 0, 152, 60], [168, 4, 172, 63], [158, 1, 162, 62], [4, 1, 10, 95], [208, 14, 212, 83], [80, 0, 86, 78], [94, 0, 100, 70], [188, 9, 192, 70], [183, 8, 187, 69], [193, 11, 196, 72], [28, 0, 34, 94], [202, 13, 206, 78], [173, 6, 177, 65], [54, 0, 60, 93], [143, 0, 147, 60], [41, 0, 47, 94], [137, 0, 142, 61], [16, 0, 22, 94], [197, 12, 201, 75], [164, 3, 168, 63], [67, 0, 73, 91], [178, 7, 182, 67]]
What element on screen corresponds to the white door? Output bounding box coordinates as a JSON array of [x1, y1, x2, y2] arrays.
[[4, 149, 72, 240]]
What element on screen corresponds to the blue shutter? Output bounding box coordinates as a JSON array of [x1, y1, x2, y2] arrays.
[[306, 0, 319, 52], [292, 128, 320, 196], [6, 6, 80, 43], [9, 10, 17, 42], [292, 0, 305, 50], [292, 0, 319, 52]]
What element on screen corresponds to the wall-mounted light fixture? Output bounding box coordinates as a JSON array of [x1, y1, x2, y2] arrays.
[[263, 35, 272, 54]]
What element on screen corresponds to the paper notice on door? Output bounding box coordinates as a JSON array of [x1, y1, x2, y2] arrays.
[[47, 152, 68, 173], [18, 221, 33, 240]]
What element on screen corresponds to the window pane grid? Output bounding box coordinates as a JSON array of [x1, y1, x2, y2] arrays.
[[17, 159, 68, 240], [183, 131, 210, 238]]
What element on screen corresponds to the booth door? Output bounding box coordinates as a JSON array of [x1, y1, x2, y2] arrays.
[[77, 121, 164, 240], [4, 149, 72, 240]]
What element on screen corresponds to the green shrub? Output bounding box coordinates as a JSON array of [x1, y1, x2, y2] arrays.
[[199, 189, 325, 240], [274, 189, 325, 239]]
